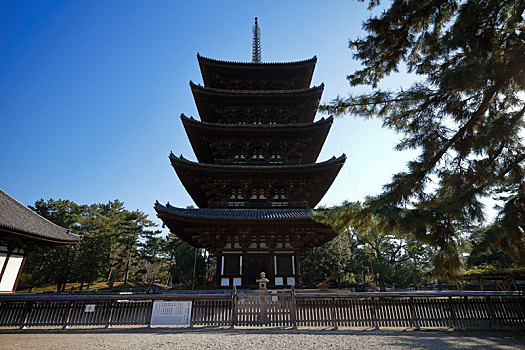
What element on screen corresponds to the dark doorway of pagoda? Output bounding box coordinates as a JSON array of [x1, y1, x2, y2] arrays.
[[244, 254, 270, 287]]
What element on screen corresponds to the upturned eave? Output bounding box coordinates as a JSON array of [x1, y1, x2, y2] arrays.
[[181, 114, 333, 164], [190, 82, 324, 124], [168, 154, 346, 208], [197, 54, 317, 90]]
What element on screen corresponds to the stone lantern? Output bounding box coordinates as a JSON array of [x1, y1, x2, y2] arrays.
[[256, 272, 269, 290]]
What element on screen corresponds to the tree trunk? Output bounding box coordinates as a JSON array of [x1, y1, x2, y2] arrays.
[[166, 258, 174, 287], [378, 273, 386, 292], [124, 232, 138, 285], [124, 248, 132, 284], [106, 265, 113, 284], [29, 257, 46, 293], [191, 248, 197, 290]]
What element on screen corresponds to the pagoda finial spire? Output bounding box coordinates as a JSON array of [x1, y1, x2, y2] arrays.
[[252, 17, 262, 63]]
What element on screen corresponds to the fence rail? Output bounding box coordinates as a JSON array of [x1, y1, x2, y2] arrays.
[[0, 290, 523, 329]]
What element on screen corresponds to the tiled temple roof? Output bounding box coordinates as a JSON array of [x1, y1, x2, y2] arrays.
[[197, 53, 317, 66], [155, 202, 313, 221], [197, 54, 317, 90], [0, 189, 80, 244], [181, 114, 333, 165], [190, 82, 324, 124], [169, 153, 346, 171], [190, 81, 324, 95], [168, 154, 345, 208], [181, 113, 332, 131]]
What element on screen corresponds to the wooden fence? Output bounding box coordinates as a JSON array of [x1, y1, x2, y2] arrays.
[[0, 290, 523, 329]]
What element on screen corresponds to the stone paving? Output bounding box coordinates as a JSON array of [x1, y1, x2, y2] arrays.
[[2, 327, 525, 350]]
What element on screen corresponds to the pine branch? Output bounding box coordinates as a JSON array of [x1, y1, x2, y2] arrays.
[[473, 152, 525, 194], [416, 82, 503, 181], [319, 89, 435, 116], [389, 243, 406, 264], [439, 151, 525, 212], [387, 58, 525, 204]]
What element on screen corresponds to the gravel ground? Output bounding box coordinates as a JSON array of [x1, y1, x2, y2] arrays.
[[1, 327, 525, 350]]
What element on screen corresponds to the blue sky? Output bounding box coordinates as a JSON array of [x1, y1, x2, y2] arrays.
[[0, 1, 417, 228]]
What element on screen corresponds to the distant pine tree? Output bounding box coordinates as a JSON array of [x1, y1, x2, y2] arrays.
[[321, 0, 525, 279]]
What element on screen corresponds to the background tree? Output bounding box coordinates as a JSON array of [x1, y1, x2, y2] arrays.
[[310, 201, 432, 289], [160, 235, 209, 289], [27, 199, 87, 291], [321, 0, 525, 279], [136, 229, 166, 283], [21, 198, 161, 291], [301, 231, 360, 288]]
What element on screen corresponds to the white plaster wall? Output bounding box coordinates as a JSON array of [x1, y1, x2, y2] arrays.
[[0, 254, 24, 292]]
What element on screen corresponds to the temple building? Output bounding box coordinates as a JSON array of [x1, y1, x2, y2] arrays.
[[0, 189, 80, 292], [155, 18, 345, 288]]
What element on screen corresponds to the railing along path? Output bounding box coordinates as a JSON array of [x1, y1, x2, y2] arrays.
[[0, 289, 523, 329]]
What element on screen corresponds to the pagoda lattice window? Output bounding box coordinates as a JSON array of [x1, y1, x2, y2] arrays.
[[232, 145, 246, 160], [228, 187, 245, 207], [271, 187, 288, 207], [250, 187, 266, 200], [272, 187, 288, 200], [250, 145, 265, 160], [230, 187, 244, 200], [269, 145, 284, 163]]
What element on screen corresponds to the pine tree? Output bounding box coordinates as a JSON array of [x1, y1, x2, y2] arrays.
[[23, 199, 159, 291], [312, 202, 433, 288], [321, 0, 525, 279]]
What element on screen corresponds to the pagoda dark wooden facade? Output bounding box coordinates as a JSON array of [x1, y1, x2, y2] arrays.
[[156, 53, 345, 288]]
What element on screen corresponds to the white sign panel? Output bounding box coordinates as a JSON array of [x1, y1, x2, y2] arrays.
[[150, 301, 192, 326], [84, 304, 96, 313]]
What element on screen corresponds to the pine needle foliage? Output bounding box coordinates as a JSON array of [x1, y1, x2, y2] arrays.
[[320, 0, 525, 278]]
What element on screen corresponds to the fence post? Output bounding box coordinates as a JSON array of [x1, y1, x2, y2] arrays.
[[486, 296, 497, 329], [61, 301, 74, 330], [260, 293, 266, 327], [371, 297, 379, 330], [19, 301, 33, 330], [409, 297, 420, 330], [147, 299, 154, 328], [188, 298, 194, 328], [230, 286, 237, 329], [448, 296, 458, 330], [105, 300, 115, 329], [290, 286, 297, 330], [330, 297, 338, 330]]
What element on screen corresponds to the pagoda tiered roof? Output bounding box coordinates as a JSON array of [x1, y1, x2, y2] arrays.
[[181, 114, 333, 164], [190, 82, 324, 124], [197, 54, 317, 90], [155, 50, 346, 273], [155, 23, 349, 287], [156, 203, 314, 222], [169, 154, 345, 209], [155, 202, 336, 251]]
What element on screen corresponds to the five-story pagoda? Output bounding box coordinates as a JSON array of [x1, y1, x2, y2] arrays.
[[155, 18, 345, 288]]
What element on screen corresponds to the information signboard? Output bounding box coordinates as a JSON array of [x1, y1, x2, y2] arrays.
[[84, 304, 96, 313], [150, 301, 192, 326]]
